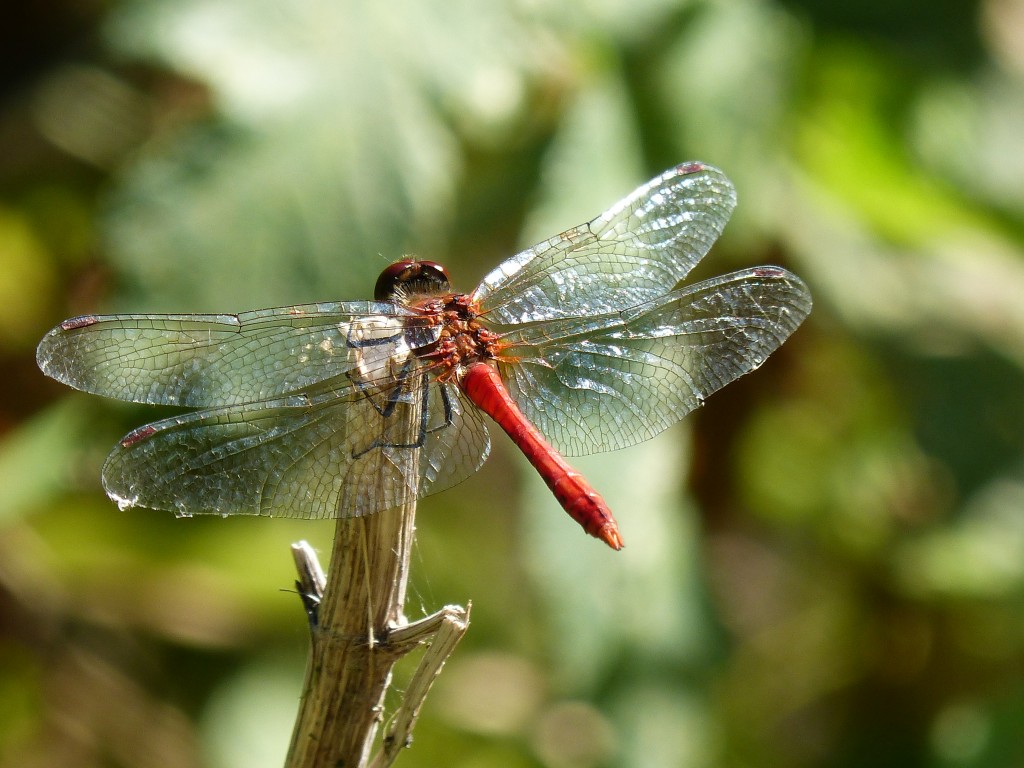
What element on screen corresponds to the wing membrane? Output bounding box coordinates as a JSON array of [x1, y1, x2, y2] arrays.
[[103, 377, 490, 519], [494, 268, 812, 456], [36, 301, 422, 407], [472, 163, 735, 324]]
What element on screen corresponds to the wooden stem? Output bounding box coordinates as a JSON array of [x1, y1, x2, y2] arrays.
[[285, 503, 416, 767], [285, 504, 469, 766], [284, 367, 472, 767]]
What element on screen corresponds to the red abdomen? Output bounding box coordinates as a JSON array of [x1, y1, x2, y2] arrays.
[[459, 362, 623, 550]]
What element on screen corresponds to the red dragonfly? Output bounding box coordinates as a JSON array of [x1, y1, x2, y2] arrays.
[[37, 163, 811, 549]]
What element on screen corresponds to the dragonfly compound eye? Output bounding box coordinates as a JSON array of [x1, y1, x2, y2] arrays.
[[375, 260, 452, 301]]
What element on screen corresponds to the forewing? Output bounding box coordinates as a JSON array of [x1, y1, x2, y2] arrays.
[[103, 376, 491, 519], [494, 268, 812, 456], [472, 163, 735, 324], [36, 301, 420, 407]]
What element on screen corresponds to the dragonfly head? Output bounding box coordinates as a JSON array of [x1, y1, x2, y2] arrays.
[[375, 259, 452, 301]]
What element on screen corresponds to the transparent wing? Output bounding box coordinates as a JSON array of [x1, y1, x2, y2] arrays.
[[472, 162, 735, 324], [493, 267, 812, 457], [102, 376, 490, 519], [36, 301, 424, 407], [418, 383, 492, 499]]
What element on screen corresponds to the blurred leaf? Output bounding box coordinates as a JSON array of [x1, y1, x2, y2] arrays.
[[201, 655, 304, 768], [896, 476, 1024, 598], [657, 0, 805, 213], [794, 45, 1012, 244], [913, 70, 1024, 213], [519, 62, 645, 246], [101, 0, 564, 310], [0, 644, 41, 753], [524, 437, 706, 684], [738, 333, 937, 552], [612, 687, 712, 768], [0, 399, 97, 522], [781, 169, 1024, 370], [0, 208, 55, 351]]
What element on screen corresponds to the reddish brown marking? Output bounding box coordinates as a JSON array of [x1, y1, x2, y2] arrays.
[[120, 424, 158, 448], [751, 267, 783, 278], [411, 291, 505, 380], [459, 361, 624, 550], [676, 161, 706, 175], [60, 315, 100, 331]]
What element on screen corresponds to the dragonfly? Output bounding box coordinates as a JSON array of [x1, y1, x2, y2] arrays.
[[37, 162, 811, 549]]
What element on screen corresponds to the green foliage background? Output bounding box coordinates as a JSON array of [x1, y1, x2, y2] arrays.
[[2, 0, 1023, 766]]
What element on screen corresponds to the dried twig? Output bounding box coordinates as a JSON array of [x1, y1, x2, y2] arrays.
[[285, 494, 469, 766], [370, 603, 470, 767]]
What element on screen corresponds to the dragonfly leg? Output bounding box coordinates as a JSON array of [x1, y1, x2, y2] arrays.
[[424, 383, 454, 435], [345, 354, 417, 419], [351, 371, 433, 459]]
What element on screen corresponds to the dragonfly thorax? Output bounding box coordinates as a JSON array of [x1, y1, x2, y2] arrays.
[[414, 293, 502, 383]]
